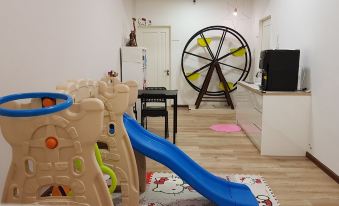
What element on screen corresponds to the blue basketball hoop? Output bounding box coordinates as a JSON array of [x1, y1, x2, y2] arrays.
[[0, 92, 73, 117]]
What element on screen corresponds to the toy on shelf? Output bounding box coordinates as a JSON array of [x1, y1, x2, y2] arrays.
[[0, 92, 114, 206], [57, 79, 140, 206], [137, 17, 152, 27], [127, 18, 138, 47], [108, 70, 119, 78]]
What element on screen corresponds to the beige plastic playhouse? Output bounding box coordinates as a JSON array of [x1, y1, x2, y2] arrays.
[[0, 96, 113, 206], [0, 74, 148, 205], [56, 77, 144, 205]]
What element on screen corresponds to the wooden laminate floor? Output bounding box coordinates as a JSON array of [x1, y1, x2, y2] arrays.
[[144, 107, 339, 206]]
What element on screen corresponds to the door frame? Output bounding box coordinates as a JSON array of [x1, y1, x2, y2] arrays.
[[137, 25, 172, 89], [259, 15, 272, 51], [253, 15, 271, 82]]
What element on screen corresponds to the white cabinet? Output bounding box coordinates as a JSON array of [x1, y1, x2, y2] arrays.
[[121, 47, 147, 89], [235, 81, 311, 156], [121, 47, 147, 122]]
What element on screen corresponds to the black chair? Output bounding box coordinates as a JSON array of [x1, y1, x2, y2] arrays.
[[141, 87, 169, 139]]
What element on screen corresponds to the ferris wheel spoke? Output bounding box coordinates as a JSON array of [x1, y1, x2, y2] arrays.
[[215, 30, 227, 59], [217, 45, 246, 62], [200, 33, 215, 59], [219, 62, 248, 72], [184, 51, 212, 61], [186, 62, 212, 78]]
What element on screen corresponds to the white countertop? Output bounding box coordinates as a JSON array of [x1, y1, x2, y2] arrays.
[[238, 81, 311, 96]]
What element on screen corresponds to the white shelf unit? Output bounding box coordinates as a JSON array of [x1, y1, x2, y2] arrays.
[[235, 81, 311, 156]]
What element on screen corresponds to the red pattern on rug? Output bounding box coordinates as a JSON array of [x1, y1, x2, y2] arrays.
[[114, 172, 279, 206]]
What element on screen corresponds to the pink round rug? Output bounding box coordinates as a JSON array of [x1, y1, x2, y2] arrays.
[[209, 124, 241, 132]]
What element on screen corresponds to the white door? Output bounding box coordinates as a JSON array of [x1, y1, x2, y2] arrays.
[[137, 27, 171, 89], [253, 16, 272, 83], [260, 17, 271, 51]]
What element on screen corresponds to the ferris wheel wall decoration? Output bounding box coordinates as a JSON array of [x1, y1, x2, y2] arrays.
[[181, 26, 252, 109]]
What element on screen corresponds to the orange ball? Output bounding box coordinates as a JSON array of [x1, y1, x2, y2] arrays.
[[45, 137, 58, 149], [42, 98, 56, 107]]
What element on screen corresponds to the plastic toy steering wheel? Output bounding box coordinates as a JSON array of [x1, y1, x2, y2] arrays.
[[0, 92, 73, 117]]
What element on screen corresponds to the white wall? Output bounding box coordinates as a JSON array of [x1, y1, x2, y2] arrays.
[[0, 0, 135, 197], [251, 0, 314, 88], [136, 0, 255, 105], [252, 0, 339, 175]]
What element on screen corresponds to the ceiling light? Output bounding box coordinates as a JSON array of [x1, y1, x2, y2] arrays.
[[233, 8, 238, 16]]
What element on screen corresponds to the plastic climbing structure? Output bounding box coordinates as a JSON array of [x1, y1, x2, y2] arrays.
[[0, 92, 114, 206], [56, 78, 142, 206]]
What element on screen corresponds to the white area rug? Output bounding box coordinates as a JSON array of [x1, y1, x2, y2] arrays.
[[113, 172, 279, 206]]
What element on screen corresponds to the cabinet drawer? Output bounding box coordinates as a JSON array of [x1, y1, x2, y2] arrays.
[[250, 92, 263, 113], [238, 121, 262, 150], [245, 91, 262, 130], [251, 109, 262, 130]]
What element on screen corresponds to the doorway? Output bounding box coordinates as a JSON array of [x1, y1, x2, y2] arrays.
[[260, 16, 272, 51], [253, 16, 272, 83], [137, 26, 171, 89]]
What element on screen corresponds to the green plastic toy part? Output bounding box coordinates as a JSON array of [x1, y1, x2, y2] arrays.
[[73, 144, 117, 194], [95, 144, 118, 193]]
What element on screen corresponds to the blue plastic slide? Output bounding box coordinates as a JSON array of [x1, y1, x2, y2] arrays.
[[123, 114, 258, 206]]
